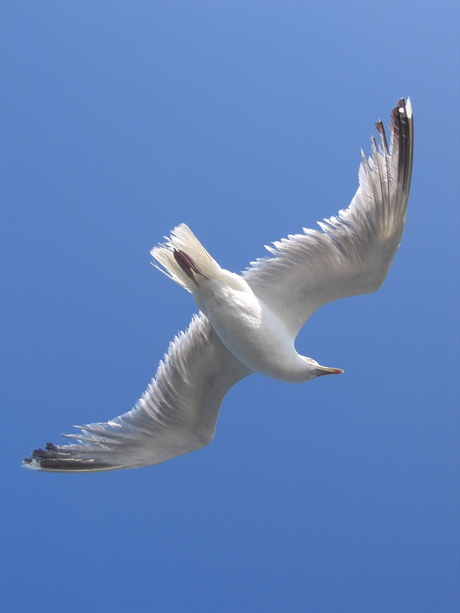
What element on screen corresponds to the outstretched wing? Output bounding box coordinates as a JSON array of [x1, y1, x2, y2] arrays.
[[23, 314, 251, 472], [243, 99, 413, 338]]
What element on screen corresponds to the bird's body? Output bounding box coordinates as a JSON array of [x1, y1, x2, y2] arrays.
[[24, 98, 413, 472], [158, 228, 343, 383]]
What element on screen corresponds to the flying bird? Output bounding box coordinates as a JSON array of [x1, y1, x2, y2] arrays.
[[23, 98, 413, 472]]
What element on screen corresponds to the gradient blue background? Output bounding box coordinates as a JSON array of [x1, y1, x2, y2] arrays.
[[2, 2, 459, 611]]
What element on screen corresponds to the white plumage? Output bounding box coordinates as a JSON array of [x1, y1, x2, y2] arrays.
[[24, 99, 413, 472]]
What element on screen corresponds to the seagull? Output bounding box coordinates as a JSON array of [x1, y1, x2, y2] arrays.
[[23, 98, 413, 472]]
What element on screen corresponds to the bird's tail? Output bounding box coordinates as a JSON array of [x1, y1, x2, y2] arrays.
[[151, 224, 221, 292]]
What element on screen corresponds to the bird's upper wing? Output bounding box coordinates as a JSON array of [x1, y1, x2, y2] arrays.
[[243, 99, 413, 338], [23, 314, 251, 472]]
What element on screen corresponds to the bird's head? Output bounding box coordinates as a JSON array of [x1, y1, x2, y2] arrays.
[[303, 357, 344, 381]]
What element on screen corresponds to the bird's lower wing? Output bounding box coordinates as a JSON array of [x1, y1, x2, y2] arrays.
[[243, 99, 414, 338], [23, 314, 251, 472]]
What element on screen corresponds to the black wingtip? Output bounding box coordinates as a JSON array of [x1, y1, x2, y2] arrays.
[[391, 97, 414, 197], [375, 119, 389, 153], [22, 441, 114, 472]]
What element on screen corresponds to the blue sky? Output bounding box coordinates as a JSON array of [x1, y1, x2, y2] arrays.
[[2, 1, 459, 611]]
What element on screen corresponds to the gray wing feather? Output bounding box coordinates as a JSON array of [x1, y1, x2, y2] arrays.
[[23, 314, 251, 472], [243, 99, 413, 337]]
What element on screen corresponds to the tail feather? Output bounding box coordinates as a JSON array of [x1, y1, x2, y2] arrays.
[[151, 224, 221, 292]]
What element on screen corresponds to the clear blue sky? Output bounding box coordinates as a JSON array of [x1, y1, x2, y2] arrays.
[[2, 2, 459, 611]]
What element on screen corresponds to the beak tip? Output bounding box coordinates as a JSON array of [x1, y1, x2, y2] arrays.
[[316, 366, 344, 377]]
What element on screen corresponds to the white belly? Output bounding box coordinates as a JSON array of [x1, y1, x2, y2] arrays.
[[194, 277, 304, 382]]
